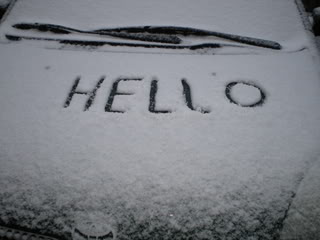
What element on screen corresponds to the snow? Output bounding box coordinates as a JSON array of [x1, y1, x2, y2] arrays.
[[313, 7, 320, 16], [0, 0, 320, 240], [0, 0, 10, 8], [316, 36, 320, 51], [280, 157, 320, 240], [226, 82, 263, 107], [0, 0, 311, 51]]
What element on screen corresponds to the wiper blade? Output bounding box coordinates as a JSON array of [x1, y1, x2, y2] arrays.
[[103, 26, 282, 50], [12, 23, 182, 44]]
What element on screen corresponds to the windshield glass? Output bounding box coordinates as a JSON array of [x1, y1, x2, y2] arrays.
[[0, 0, 308, 50]]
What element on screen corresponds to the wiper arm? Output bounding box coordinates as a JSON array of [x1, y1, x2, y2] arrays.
[[102, 26, 281, 50], [12, 23, 182, 44], [6, 34, 224, 50]]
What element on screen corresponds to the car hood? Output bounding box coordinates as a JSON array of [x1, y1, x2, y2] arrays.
[[0, 42, 320, 239]]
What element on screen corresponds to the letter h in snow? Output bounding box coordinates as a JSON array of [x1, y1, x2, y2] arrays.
[[64, 76, 105, 111]]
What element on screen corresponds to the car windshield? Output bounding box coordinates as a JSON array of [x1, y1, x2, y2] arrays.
[[0, 0, 309, 52]]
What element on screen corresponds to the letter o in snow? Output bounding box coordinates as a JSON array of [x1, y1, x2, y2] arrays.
[[225, 81, 266, 107]]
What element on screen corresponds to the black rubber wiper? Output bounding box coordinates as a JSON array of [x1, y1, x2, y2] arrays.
[[6, 34, 223, 50], [12, 23, 182, 44], [103, 26, 282, 50], [12, 23, 281, 50]]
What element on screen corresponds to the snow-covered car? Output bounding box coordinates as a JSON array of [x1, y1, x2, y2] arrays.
[[0, 0, 320, 240]]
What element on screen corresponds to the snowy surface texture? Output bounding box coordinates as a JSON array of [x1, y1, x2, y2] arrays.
[[0, 0, 10, 8], [0, 0, 311, 51], [316, 37, 320, 50], [0, 1, 320, 240], [281, 157, 320, 240]]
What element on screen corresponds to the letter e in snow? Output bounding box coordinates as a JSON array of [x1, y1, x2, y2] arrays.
[[105, 77, 142, 113]]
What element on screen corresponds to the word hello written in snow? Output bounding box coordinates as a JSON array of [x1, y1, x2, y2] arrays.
[[63, 76, 266, 113]]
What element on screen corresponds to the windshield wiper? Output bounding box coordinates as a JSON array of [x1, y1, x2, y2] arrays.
[[6, 34, 224, 50], [13, 23, 182, 44], [102, 26, 282, 50], [12, 23, 282, 50]]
